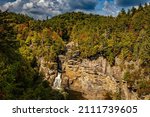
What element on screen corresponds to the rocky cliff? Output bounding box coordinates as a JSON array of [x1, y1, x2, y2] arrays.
[[39, 58, 57, 86], [39, 42, 150, 100]]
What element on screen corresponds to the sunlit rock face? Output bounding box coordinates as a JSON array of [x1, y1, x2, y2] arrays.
[[39, 41, 147, 100], [60, 42, 141, 100], [39, 58, 57, 86]]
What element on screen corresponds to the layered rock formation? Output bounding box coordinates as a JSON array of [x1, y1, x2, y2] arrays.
[[39, 58, 57, 86], [61, 42, 141, 99], [39, 42, 149, 100]]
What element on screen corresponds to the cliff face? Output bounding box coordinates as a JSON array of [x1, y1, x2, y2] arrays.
[[60, 42, 142, 100], [39, 58, 58, 86], [39, 42, 149, 100]]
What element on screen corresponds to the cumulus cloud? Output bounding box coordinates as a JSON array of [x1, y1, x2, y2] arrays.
[[115, 0, 150, 7], [102, 0, 119, 16], [0, 0, 22, 11], [37, 0, 50, 8], [101, 0, 150, 16], [0, 0, 98, 19], [23, 2, 33, 9], [2, 0, 149, 19]]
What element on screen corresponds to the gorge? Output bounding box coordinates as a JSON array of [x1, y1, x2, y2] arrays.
[[42, 41, 149, 100], [0, 5, 150, 100]]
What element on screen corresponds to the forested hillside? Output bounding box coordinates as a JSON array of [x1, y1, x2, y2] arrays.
[[46, 6, 150, 67], [0, 12, 66, 99], [0, 4, 150, 99]]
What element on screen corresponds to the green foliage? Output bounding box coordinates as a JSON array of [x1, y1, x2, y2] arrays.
[[123, 71, 131, 82], [0, 12, 66, 100]]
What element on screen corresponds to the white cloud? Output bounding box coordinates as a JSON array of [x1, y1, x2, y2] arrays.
[[0, 0, 98, 19], [23, 2, 33, 9], [103, 0, 119, 16], [37, 0, 49, 8], [0, 0, 22, 11]]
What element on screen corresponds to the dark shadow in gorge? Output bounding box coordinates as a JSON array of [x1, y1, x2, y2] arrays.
[[66, 89, 87, 100], [56, 56, 62, 73]]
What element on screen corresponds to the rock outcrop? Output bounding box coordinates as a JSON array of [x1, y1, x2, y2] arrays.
[[39, 58, 58, 85], [60, 42, 142, 99], [39, 41, 149, 100]]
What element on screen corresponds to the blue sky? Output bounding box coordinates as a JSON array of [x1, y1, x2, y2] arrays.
[[0, 0, 150, 19]]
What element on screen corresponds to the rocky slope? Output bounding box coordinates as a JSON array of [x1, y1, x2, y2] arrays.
[[61, 42, 139, 99], [39, 41, 149, 100]]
